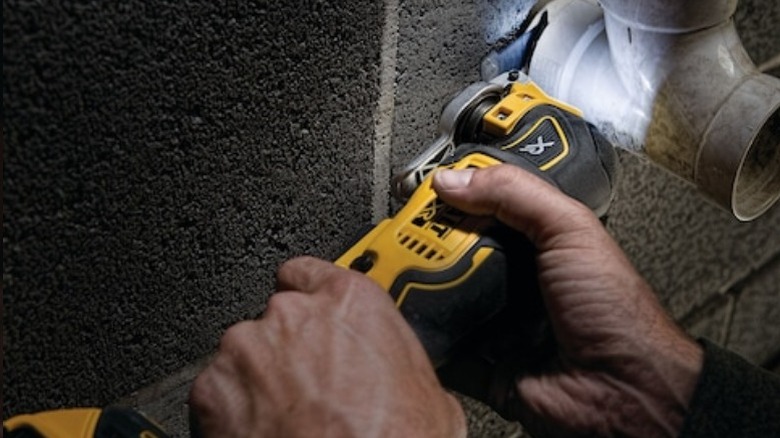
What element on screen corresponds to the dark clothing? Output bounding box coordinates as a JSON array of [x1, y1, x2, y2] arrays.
[[680, 339, 780, 437]]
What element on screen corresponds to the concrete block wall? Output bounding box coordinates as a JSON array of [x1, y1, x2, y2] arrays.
[[4, 1, 779, 437], [4, 0, 384, 416]]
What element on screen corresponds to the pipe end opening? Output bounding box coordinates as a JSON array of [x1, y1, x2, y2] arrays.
[[697, 75, 780, 221], [733, 107, 780, 221]]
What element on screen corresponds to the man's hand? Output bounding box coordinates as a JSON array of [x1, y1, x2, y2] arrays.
[[433, 165, 703, 438], [189, 257, 466, 438]]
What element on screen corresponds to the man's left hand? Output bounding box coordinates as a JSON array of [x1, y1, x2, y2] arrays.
[[189, 256, 466, 438]]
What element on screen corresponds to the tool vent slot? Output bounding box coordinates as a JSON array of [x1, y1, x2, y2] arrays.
[[397, 231, 446, 261]]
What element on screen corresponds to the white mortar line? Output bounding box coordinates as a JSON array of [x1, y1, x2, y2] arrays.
[[116, 5, 401, 430], [116, 10, 401, 428], [758, 52, 780, 73], [371, 0, 400, 222], [719, 294, 737, 347]]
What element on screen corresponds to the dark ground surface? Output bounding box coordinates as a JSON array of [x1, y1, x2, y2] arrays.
[[3, 1, 382, 415]]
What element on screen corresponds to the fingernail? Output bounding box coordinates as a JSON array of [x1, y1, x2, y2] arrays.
[[435, 169, 475, 190]]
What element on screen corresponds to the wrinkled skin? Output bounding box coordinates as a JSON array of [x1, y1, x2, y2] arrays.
[[189, 256, 466, 438], [432, 166, 702, 438], [190, 165, 702, 438]]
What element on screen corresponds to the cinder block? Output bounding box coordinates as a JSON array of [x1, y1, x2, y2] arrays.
[[681, 294, 734, 345], [3, 1, 383, 415], [391, 1, 488, 175], [734, 0, 780, 64], [606, 152, 780, 320], [391, 1, 540, 176], [726, 257, 780, 366]]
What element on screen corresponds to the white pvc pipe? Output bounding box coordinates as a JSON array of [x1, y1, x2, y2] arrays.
[[527, 0, 780, 220]]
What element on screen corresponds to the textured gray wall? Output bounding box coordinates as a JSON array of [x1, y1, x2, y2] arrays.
[[4, 0, 382, 416], [3, 0, 779, 437]]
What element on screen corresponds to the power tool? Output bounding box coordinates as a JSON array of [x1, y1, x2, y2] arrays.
[[4, 71, 616, 437], [3, 407, 169, 438], [336, 70, 616, 366]]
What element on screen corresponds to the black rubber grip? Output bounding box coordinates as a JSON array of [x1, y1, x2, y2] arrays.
[[400, 105, 616, 365]]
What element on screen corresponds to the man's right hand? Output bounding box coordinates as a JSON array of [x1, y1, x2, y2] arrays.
[[433, 165, 703, 438]]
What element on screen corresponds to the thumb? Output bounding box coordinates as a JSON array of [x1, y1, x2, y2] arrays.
[[431, 165, 598, 248]]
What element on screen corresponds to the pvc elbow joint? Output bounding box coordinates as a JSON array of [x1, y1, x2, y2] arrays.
[[526, 0, 780, 220]]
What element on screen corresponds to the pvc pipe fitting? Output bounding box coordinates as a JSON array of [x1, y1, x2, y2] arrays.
[[526, 0, 780, 220]]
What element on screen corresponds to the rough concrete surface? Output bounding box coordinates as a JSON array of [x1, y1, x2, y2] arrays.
[[4, 0, 383, 416], [391, 1, 487, 174], [682, 293, 734, 345], [390, 0, 536, 177], [606, 152, 780, 319], [4, 0, 780, 437], [735, 0, 780, 64], [457, 395, 524, 438]]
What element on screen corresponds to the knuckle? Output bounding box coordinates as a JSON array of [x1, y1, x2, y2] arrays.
[[219, 320, 257, 354], [468, 166, 498, 191], [265, 291, 300, 314], [277, 257, 302, 281], [475, 165, 523, 200], [328, 272, 360, 294], [329, 269, 379, 299], [279, 255, 317, 274], [264, 291, 285, 313], [565, 200, 601, 227], [277, 256, 296, 272], [189, 371, 212, 409], [264, 292, 315, 326], [483, 164, 521, 185]]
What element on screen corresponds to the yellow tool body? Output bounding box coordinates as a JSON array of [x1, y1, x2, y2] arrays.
[[336, 79, 580, 304], [336, 152, 501, 306], [4, 407, 169, 438], [4, 409, 102, 438], [337, 72, 616, 365]]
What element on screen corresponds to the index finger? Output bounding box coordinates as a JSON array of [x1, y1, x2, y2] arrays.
[[276, 256, 342, 293]]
